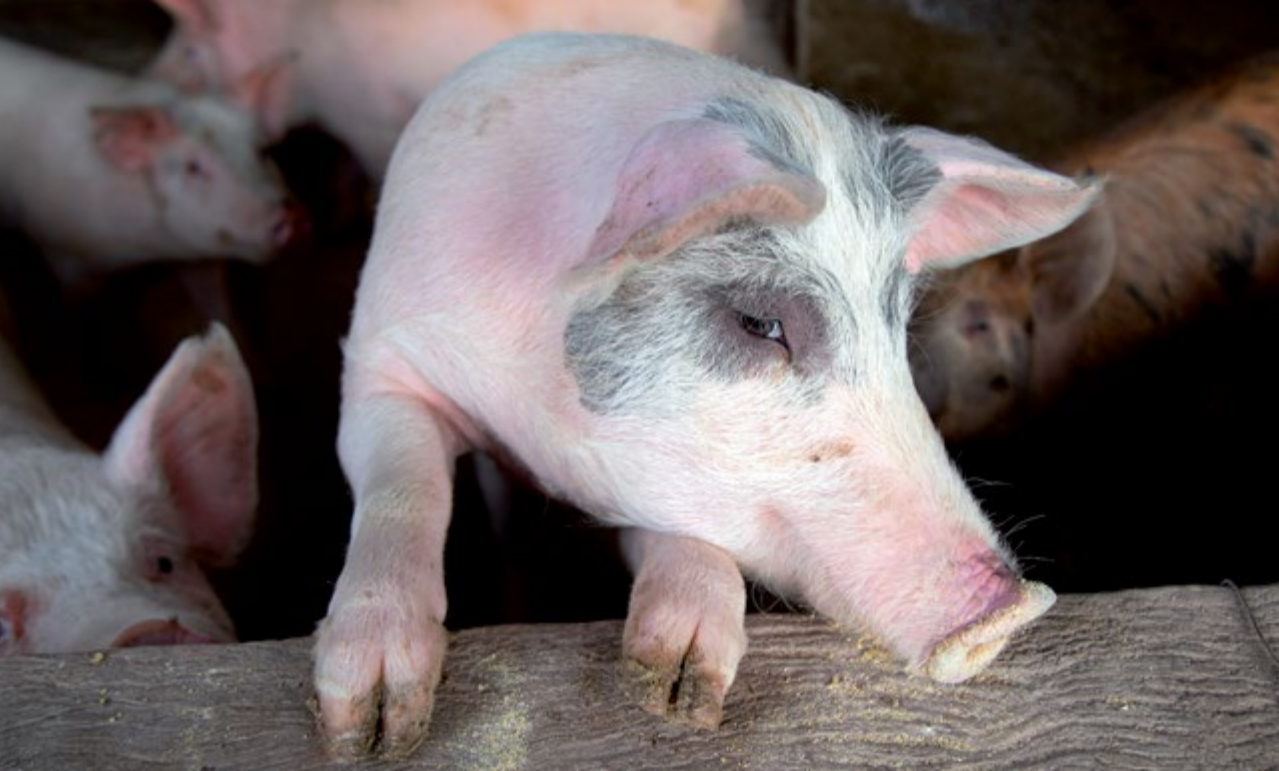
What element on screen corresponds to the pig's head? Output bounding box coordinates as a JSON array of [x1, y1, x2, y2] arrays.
[[910, 185, 1116, 442], [147, 0, 297, 141], [89, 92, 304, 265], [550, 102, 1100, 683], [0, 323, 258, 655]]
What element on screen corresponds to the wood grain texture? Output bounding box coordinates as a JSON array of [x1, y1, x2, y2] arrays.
[[3, 584, 1278, 770]]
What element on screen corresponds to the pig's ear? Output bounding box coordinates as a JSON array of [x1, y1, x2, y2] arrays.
[[225, 52, 297, 142], [91, 106, 180, 173], [152, 0, 218, 34], [587, 118, 827, 263], [1023, 192, 1117, 324], [899, 127, 1103, 274], [103, 322, 258, 566]]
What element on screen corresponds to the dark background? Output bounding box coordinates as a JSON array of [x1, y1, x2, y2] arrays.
[[2, 0, 1278, 644]]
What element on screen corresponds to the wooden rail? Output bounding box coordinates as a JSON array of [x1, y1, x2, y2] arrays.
[[3, 584, 1278, 770]]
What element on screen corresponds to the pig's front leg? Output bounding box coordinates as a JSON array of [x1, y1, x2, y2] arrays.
[[620, 529, 748, 728], [313, 392, 461, 760]]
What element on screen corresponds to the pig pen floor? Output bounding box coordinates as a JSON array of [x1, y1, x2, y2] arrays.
[[2, 0, 1279, 648]]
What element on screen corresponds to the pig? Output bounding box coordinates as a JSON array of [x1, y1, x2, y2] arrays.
[[0, 36, 304, 289], [311, 32, 1099, 759], [144, 0, 791, 182], [0, 307, 258, 655], [909, 52, 1279, 443]]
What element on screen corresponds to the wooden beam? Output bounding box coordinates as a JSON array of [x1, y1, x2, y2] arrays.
[[3, 584, 1278, 769]]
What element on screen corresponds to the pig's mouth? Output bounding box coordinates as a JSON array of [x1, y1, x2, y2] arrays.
[[112, 619, 218, 648], [920, 580, 1056, 683]]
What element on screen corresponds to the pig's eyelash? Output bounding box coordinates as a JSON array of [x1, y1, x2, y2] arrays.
[[737, 312, 792, 359]]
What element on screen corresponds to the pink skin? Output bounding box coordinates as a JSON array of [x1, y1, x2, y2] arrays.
[[314, 33, 1098, 760], [145, 0, 786, 180], [0, 37, 302, 287], [0, 321, 258, 656]]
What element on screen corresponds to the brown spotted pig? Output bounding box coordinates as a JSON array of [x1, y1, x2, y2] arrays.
[[910, 51, 1279, 442]]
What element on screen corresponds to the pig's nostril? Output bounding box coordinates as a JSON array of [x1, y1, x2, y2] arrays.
[[923, 580, 1056, 683], [272, 204, 310, 249], [112, 619, 217, 648]]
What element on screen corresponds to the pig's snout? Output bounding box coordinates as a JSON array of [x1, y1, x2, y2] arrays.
[[270, 201, 310, 252], [921, 573, 1056, 684], [112, 619, 218, 648]]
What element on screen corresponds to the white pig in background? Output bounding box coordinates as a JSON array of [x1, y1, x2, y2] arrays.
[[145, 0, 791, 181], [0, 36, 305, 288], [313, 32, 1099, 759], [0, 303, 259, 655]]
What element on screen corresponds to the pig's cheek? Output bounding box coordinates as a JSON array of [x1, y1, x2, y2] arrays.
[[138, 537, 225, 616]]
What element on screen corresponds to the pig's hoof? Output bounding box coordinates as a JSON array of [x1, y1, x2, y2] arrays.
[[312, 611, 449, 760], [620, 597, 747, 728], [621, 647, 733, 728], [924, 580, 1056, 683]]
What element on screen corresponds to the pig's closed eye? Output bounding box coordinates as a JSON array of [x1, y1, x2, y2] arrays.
[[738, 312, 791, 359]]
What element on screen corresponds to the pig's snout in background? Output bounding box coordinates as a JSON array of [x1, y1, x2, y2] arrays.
[[270, 199, 311, 253]]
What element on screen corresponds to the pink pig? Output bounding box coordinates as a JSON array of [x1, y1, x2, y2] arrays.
[[0, 305, 258, 655], [145, 0, 789, 181], [313, 33, 1099, 759], [0, 36, 304, 287]]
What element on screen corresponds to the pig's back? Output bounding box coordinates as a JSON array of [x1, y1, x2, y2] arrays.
[[0, 37, 134, 109], [358, 32, 798, 330]]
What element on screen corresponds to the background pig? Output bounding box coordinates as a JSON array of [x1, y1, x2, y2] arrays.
[[910, 51, 1279, 442], [314, 32, 1097, 759], [0, 36, 304, 289], [0, 300, 258, 655], [144, 0, 791, 181]]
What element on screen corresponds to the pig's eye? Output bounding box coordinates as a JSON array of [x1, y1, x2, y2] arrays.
[[738, 312, 791, 358], [155, 556, 175, 576]]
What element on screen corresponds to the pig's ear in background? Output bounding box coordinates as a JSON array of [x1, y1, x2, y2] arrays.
[[225, 52, 297, 142], [587, 118, 827, 263], [899, 126, 1103, 274], [1023, 191, 1117, 324], [91, 106, 180, 173], [152, 0, 218, 35], [103, 322, 259, 567]]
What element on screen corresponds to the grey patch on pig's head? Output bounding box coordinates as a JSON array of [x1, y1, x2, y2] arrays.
[[567, 96, 946, 418], [877, 132, 942, 212], [702, 97, 813, 177], [565, 225, 848, 415]]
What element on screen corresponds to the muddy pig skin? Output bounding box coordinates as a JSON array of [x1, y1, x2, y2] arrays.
[[313, 32, 1099, 759], [911, 52, 1279, 443], [0, 36, 303, 287], [145, 0, 789, 182], [0, 308, 258, 655]]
